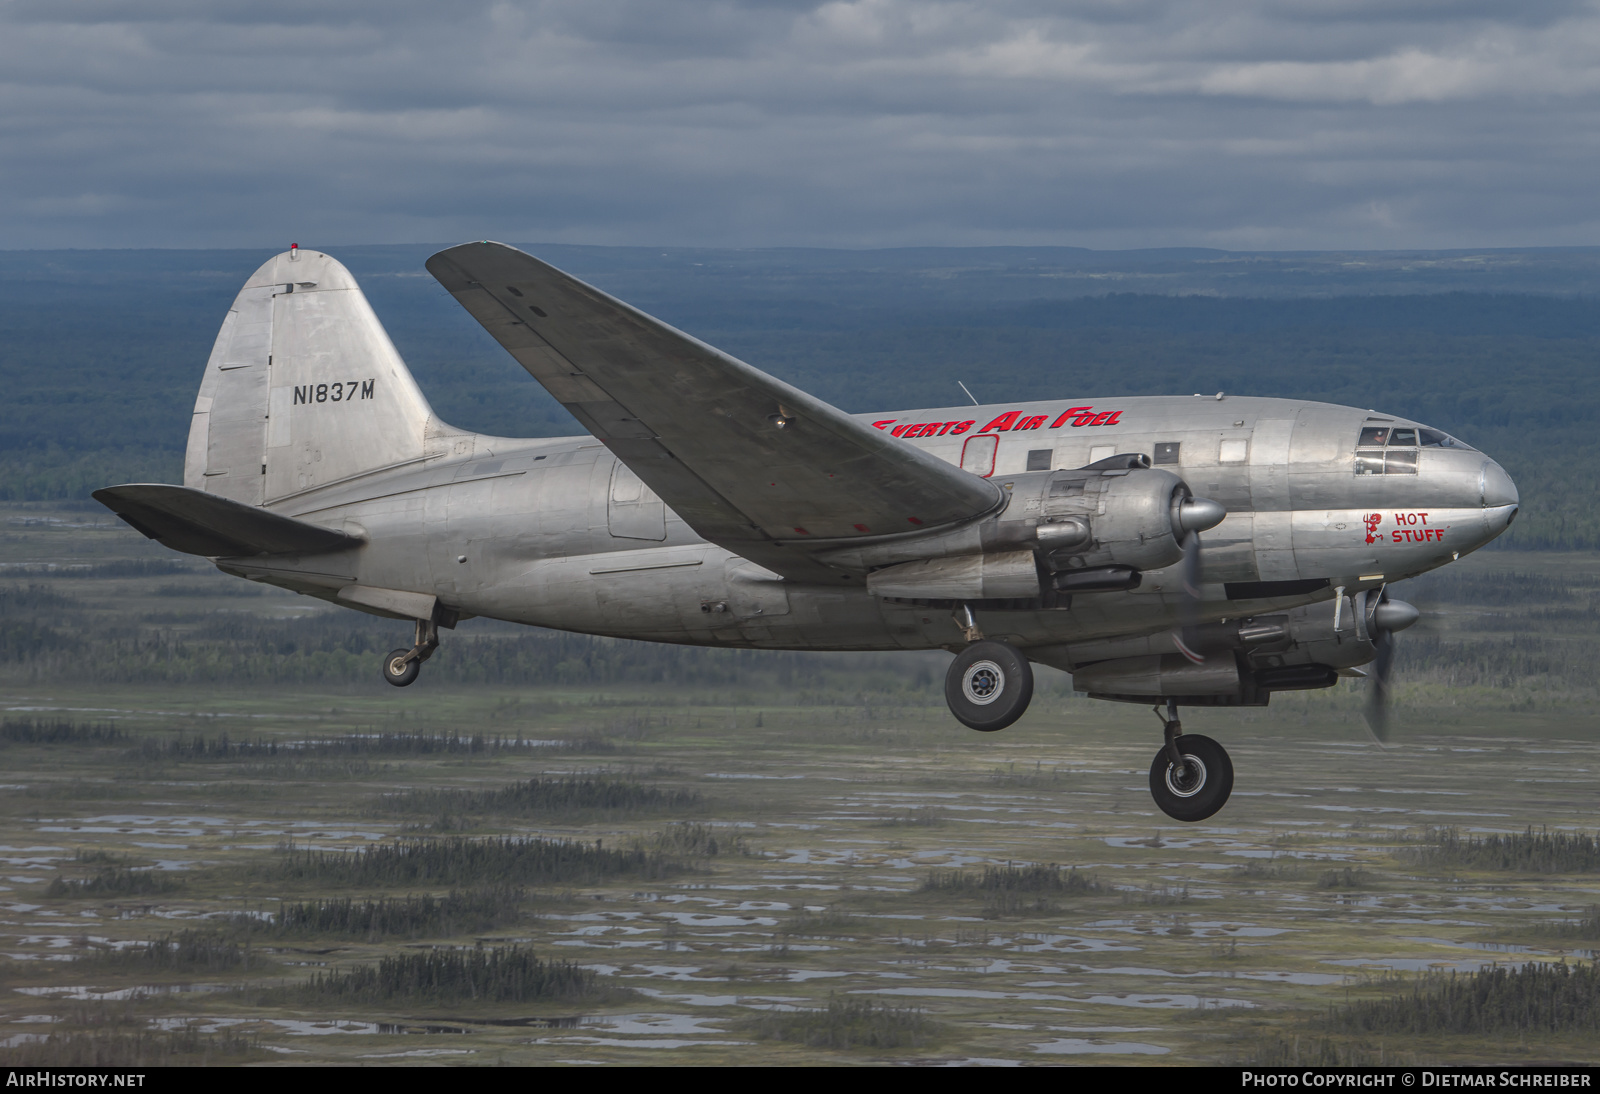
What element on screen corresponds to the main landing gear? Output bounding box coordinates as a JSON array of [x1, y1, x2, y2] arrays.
[[1148, 699, 1233, 822], [940, 644, 1235, 821], [382, 617, 439, 688], [944, 639, 1035, 732]]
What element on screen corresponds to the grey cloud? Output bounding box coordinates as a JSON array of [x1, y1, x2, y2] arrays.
[[0, 0, 1597, 249]]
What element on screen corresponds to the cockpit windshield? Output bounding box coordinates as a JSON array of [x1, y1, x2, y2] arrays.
[[1355, 422, 1474, 474], [1418, 427, 1474, 450]]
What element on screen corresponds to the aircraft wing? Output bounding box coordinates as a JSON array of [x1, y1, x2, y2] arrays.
[[426, 242, 1005, 582]]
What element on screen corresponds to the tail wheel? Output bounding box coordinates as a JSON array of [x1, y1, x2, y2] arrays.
[[1148, 733, 1233, 822], [944, 641, 1034, 732], [382, 648, 420, 688]]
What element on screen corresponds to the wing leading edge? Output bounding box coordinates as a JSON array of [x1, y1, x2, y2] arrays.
[[426, 242, 1005, 583]]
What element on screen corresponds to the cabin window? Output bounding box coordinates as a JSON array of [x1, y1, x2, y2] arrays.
[[1154, 442, 1180, 465], [1358, 425, 1390, 446], [1389, 427, 1418, 446], [1026, 449, 1053, 471]]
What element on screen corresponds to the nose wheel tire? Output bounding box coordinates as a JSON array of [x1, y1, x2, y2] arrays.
[[945, 640, 1034, 732], [383, 648, 420, 688], [1148, 733, 1233, 822]]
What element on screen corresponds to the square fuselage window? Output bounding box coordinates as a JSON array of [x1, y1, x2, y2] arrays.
[[1026, 449, 1053, 471], [1154, 442, 1180, 465]]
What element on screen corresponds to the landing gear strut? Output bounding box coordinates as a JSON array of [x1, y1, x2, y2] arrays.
[[1148, 699, 1233, 822], [382, 617, 439, 688], [944, 639, 1034, 732]]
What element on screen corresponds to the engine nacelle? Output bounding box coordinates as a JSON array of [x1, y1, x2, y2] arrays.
[[831, 459, 1225, 605], [1034, 465, 1190, 575], [866, 550, 1040, 601], [1062, 596, 1384, 706]]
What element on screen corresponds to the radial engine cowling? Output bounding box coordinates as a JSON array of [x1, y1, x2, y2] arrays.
[[1034, 466, 1207, 574], [857, 462, 1226, 602]]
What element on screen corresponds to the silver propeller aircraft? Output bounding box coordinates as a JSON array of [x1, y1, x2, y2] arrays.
[[93, 243, 1521, 822]]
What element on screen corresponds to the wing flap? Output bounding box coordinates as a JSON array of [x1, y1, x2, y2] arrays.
[[92, 483, 363, 558], [426, 242, 1004, 580]]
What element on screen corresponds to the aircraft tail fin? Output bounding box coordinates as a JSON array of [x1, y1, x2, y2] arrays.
[[186, 248, 462, 508]]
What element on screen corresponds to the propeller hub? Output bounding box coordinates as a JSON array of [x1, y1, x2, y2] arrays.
[[1174, 496, 1227, 535], [1372, 598, 1420, 634]]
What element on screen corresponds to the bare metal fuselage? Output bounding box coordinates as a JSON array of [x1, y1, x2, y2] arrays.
[[217, 393, 1517, 660]]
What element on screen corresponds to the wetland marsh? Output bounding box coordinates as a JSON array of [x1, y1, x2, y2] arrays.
[[1, 505, 1598, 1066]]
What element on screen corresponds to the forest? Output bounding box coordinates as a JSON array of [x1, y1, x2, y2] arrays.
[[1, 243, 1596, 548]]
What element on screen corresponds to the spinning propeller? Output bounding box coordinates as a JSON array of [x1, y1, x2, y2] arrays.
[[1360, 587, 1421, 743], [1171, 494, 1227, 664]]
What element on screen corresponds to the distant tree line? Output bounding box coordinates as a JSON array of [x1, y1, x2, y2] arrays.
[[1, 256, 1596, 546]]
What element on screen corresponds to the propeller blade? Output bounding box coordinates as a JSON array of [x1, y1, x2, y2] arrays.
[[1168, 493, 1223, 665], [1174, 530, 1205, 664], [1363, 622, 1397, 744]]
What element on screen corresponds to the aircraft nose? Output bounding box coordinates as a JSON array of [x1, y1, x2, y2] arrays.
[[1481, 459, 1518, 509]]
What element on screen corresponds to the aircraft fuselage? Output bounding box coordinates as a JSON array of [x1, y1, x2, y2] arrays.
[[217, 392, 1517, 658]]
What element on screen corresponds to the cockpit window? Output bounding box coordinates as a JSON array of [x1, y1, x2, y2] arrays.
[[1355, 446, 1417, 475], [1354, 449, 1385, 475], [1385, 449, 1418, 474], [1354, 422, 1472, 475], [1419, 427, 1475, 451]]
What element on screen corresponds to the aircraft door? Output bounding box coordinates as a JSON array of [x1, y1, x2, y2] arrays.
[[1289, 405, 1358, 511], [608, 460, 667, 541], [1249, 418, 1297, 580]]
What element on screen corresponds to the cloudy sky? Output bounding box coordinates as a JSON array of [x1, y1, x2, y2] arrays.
[[3, 0, 1599, 251]]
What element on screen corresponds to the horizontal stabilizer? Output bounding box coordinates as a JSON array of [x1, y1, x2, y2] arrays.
[[92, 484, 362, 558]]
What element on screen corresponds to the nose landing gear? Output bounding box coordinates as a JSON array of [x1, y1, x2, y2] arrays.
[[1148, 699, 1234, 822], [382, 616, 439, 688]]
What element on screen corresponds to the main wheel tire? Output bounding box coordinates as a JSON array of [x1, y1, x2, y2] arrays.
[[382, 647, 420, 688], [944, 641, 1034, 732], [1148, 733, 1233, 822]]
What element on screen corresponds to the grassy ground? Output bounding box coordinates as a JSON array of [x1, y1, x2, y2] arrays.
[[0, 505, 1597, 1066]]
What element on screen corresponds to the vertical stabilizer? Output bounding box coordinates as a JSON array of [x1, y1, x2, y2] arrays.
[[185, 249, 442, 507]]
